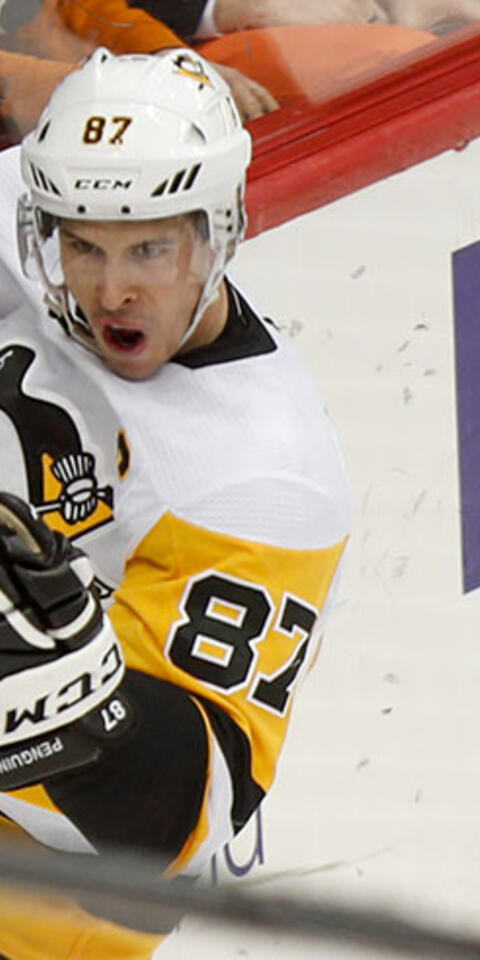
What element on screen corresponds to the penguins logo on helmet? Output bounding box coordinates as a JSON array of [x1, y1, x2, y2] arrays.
[[172, 52, 213, 90]]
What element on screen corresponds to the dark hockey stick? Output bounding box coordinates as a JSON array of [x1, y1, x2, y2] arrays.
[[0, 838, 479, 958]]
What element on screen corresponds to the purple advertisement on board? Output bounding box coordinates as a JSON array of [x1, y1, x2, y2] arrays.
[[453, 238, 480, 593]]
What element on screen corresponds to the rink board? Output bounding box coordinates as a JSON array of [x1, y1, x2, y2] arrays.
[[160, 102, 480, 958]]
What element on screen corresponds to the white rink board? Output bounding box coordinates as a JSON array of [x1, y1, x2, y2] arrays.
[[158, 137, 480, 956]]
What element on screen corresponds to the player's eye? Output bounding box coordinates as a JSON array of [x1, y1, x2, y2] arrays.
[[65, 236, 97, 256], [132, 241, 174, 260]]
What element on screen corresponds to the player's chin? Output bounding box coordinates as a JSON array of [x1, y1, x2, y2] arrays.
[[104, 352, 164, 381]]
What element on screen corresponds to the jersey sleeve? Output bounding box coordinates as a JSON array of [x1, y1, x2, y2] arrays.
[[106, 494, 348, 875], [6, 490, 348, 887], [57, 0, 184, 53]]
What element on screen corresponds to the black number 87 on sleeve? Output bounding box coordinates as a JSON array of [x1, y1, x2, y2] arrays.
[[166, 572, 317, 717]]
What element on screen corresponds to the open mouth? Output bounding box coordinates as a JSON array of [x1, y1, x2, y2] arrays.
[[103, 324, 145, 353]]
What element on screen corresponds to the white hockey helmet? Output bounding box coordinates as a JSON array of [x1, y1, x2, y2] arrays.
[[18, 47, 252, 350]]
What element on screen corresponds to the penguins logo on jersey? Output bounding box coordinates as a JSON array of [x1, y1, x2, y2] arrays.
[[0, 344, 114, 540]]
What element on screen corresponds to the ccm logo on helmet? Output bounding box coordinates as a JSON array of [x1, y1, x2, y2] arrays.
[[3, 640, 123, 738], [74, 178, 133, 191]]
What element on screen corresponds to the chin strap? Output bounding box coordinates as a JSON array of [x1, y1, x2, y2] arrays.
[[178, 241, 228, 349], [178, 283, 220, 350]]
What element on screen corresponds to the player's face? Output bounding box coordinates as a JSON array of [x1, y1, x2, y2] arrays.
[[58, 215, 212, 380]]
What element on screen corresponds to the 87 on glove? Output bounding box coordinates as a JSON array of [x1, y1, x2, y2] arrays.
[[0, 493, 133, 790]]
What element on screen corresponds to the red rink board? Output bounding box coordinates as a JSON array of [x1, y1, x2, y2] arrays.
[[246, 25, 480, 237]]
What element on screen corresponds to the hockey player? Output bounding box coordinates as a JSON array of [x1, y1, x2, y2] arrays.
[[0, 48, 352, 959]]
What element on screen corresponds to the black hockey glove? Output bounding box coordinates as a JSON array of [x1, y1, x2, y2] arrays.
[[0, 493, 133, 791]]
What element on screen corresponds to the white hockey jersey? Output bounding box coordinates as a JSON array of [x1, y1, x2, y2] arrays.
[[0, 146, 352, 960]]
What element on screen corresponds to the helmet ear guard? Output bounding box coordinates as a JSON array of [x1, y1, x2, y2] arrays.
[[18, 48, 252, 353], [17, 193, 97, 351]]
